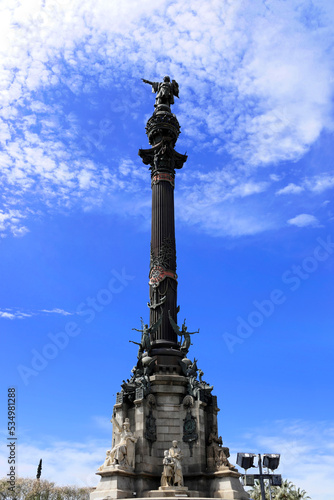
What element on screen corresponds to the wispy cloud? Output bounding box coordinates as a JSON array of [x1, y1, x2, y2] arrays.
[[0, 311, 33, 320], [276, 173, 334, 197], [305, 173, 334, 193], [276, 183, 305, 195], [0, 0, 333, 237], [175, 168, 274, 236], [0, 308, 74, 319], [0, 209, 29, 238], [0, 437, 104, 488], [287, 213, 320, 228], [39, 308, 73, 316]]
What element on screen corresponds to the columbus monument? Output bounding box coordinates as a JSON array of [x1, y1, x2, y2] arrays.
[[90, 77, 249, 499]]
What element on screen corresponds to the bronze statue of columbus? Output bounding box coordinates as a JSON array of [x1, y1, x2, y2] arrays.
[[142, 76, 179, 108]]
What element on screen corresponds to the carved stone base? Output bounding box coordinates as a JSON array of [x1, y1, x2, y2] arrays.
[[210, 474, 250, 499], [92, 373, 249, 500], [147, 486, 199, 497], [90, 469, 160, 500], [182, 470, 249, 500], [98, 464, 135, 474], [90, 471, 135, 499]]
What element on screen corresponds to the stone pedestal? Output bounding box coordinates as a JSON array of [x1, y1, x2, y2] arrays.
[[185, 470, 249, 499], [90, 468, 136, 499], [148, 486, 194, 497], [92, 373, 249, 500]]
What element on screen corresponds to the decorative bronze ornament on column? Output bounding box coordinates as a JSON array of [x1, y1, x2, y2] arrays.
[[183, 412, 198, 457], [145, 394, 157, 456]]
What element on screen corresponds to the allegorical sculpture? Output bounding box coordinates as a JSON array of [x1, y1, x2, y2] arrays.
[[121, 358, 156, 400], [160, 441, 184, 488], [207, 426, 236, 471], [99, 417, 137, 470], [168, 440, 184, 487], [142, 76, 179, 108], [178, 358, 214, 400], [130, 313, 163, 357], [161, 450, 174, 487], [168, 311, 199, 354]]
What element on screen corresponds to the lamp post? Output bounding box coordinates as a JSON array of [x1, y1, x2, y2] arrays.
[[257, 454, 266, 500], [236, 453, 281, 500], [263, 454, 281, 500]]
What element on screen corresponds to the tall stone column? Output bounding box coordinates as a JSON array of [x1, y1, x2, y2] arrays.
[[139, 96, 187, 351], [91, 77, 250, 500]]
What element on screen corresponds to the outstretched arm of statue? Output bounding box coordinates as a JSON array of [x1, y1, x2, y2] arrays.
[[188, 328, 200, 335], [142, 79, 159, 94], [142, 79, 154, 85], [111, 415, 122, 432]]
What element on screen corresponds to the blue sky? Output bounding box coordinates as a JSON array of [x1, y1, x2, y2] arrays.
[[0, 0, 334, 498]]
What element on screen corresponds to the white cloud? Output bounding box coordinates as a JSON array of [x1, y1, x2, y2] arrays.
[[174, 169, 274, 236], [226, 181, 269, 199], [39, 308, 73, 316], [0, 308, 73, 319], [0, 0, 333, 237], [0, 209, 29, 238], [0, 311, 15, 319], [305, 174, 334, 193], [232, 420, 334, 500], [0, 310, 33, 319], [287, 213, 320, 227], [0, 437, 104, 488], [276, 183, 304, 195], [275, 174, 334, 197]]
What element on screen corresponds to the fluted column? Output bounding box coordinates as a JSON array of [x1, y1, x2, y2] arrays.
[[149, 170, 177, 345], [139, 102, 187, 350]]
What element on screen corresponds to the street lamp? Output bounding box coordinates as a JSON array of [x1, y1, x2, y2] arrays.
[[236, 452, 281, 500], [236, 453, 257, 471], [236, 454, 257, 486], [263, 454, 280, 471], [263, 454, 281, 499]]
